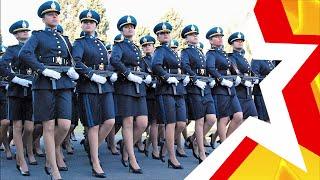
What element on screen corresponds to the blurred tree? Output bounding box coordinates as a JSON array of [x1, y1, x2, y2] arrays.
[[58, 0, 84, 42], [161, 9, 184, 49], [86, 0, 109, 42], [57, 0, 110, 43], [133, 25, 151, 45]]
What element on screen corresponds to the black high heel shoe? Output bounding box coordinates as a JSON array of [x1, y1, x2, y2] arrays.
[[128, 162, 143, 174], [167, 159, 184, 169], [58, 166, 68, 171], [159, 143, 165, 163], [209, 133, 215, 149], [92, 168, 106, 178], [184, 136, 192, 149], [44, 166, 51, 175], [198, 157, 205, 164], [119, 140, 128, 167], [143, 139, 149, 157], [17, 166, 30, 176], [191, 140, 199, 159], [152, 152, 160, 160], [176, 150, 188, 158]]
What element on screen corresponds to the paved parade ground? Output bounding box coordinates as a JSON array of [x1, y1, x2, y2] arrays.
[[0, 130, 216, 180]]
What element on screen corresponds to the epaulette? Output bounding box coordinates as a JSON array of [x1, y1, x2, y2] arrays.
[[31, 30, 43, 35]]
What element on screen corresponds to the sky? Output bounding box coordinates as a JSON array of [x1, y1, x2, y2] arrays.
[[1, 0, 253, 50]]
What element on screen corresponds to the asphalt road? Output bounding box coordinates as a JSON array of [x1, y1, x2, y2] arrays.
[[0, 133, 216, 180]]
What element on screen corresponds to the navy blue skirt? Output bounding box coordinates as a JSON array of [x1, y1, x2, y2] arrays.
[[157, 95, 187, 124], [254, 95, 269, 121], [187, 93, 216, 120], [214, 94, 242, 119], [238, 98, 258, 119], [32, 89, 72, 122], [114, 94, 148, 119], [79, 92, 115, 127], [8, 96, 33, 121]]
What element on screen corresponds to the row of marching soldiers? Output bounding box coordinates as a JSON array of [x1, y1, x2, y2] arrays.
[[0, 1, 279, 179]]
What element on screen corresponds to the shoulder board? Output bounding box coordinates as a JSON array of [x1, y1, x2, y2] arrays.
[[7, 44, 19, 48], [75, 36, 85, 41], [31, 30, 43, 35]]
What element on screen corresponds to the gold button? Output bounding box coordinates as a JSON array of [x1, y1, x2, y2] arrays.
[[58, 46, 61, 48]]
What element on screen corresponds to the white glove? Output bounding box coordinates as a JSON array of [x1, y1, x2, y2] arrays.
[[90, 73, 107, 84], [12, 76, 32, 87], [42, 68, 61, 80], [195, 79, 206, 90], [110, 73, 118, 83], [253, 79, 259, 84], [220, 79, 233, 88], [143, 75, 152, 84], [244, 80, 252, 87], [166, 77, 179, 86], [67, 67, 79, 80], [152, 83, 156, 88], [5, 84, 9, 90], [127, 72, 143, 84], [183, 75, 190, 86], [209, 79, 216, 88], [234, 76, 241, 86]]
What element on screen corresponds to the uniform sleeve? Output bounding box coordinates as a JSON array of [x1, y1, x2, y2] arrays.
[[206, 51, 222, 81], [72, 40, 94, 78], [181, 49, 197, 82], [110, 44, 130, 77], [152, 48, 170, 80], [0, 48, 16, 81], [18, 33, 46, 73], [251, 59, 262, 78]]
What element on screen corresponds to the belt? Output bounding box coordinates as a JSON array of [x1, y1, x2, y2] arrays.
[[88, 63, 107, 70], [164, 68, 182, 74], [217, 69, 232, 75], [193, 68, 206, 76], [128, 66, 142, 72], [40, 57, 68, 66], [13, 68, 34, 75]]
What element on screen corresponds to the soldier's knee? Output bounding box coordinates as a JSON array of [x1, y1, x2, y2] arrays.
[[233, 112, 243, 123], [24, 125, 34, 133], [103, 119, 115, 127], [206, 115, 217, 126]]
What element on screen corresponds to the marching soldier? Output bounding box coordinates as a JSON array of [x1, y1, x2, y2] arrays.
[[228, 32, 258, 121], [152, 22, 188, 169], [72, 9, 117, 178], [139, 35, 161, 159], [19, 1, 79, 179], [251, 59, 276, 122], [170, 39, 179, 53], [205, 27, 243, 142], [0, 46, 13, 161], [0, 20, 36, 176], [110, 15, 151, 174], [104, 42, 120, 156], [57, 25, 77, 155], [181, 24, 217, 163]]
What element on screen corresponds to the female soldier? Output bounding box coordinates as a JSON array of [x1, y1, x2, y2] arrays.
[[0, 20, 36, 176], [152, 22, 188, 169], [110, 15, 151, 174], [228, 32, 259, 121], [19, 1, 79, 179], [205, 27, 243, 142], [139, 35, 160, 159], [251, 59, 275, 122], [72, 9, 117, 178], [181, 24, 217, 163]]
